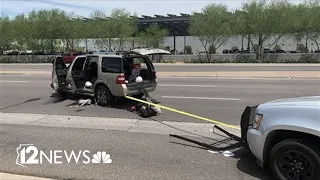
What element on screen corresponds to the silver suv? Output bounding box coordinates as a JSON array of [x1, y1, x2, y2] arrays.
[[241, 96, 320, 180], [51, 48, 170, 106]]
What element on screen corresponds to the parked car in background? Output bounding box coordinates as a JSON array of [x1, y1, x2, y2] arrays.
[[63, 52, 84, 64], [3, 50, 20, 55], [241, 96, 320, 180]]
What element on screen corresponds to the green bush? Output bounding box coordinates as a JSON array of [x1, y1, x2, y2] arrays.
[[273, 44, 282, 51], [184, 45, 193, 54], [208, 45, 216, 54], [1, 55, 319, 64], [0, 55, 54, 63], [296, 44, 308, 53]]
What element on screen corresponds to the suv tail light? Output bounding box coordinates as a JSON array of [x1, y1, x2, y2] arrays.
[[153, 71, 157, 79], [116, 74, 125, 84]]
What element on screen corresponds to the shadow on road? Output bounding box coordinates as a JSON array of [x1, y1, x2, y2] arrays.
[[111, 97, 137, 110], [0, 98, 41, 111], [42, 93, 68, 105], [168, 134, 272, 180], [235, 148, 272, 180]]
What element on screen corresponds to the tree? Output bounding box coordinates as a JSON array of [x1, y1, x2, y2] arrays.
[[90, 10, 111, 51], [108, 8, 137, 51], [12, 14, 30, 51], [0, 16, 14, 53], [189, 4, 232, 62], [308, 0, 320, 50], [231, 10, 249, 51], [137, 23, 168, 48], [241, 0, 295, 61]]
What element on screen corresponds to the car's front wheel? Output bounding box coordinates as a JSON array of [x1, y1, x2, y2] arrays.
[[269, 139, 320, 180], [95, 85, 115, 107]]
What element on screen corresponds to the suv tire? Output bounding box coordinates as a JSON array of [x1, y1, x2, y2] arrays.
[[269, 139, 320, 180], [95, 85, 115, 107]]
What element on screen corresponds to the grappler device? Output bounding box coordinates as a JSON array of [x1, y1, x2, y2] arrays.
[[169, 106, 257, 151], [129, 76, 161, 118]]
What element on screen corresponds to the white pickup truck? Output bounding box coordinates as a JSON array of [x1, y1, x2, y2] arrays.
[[241, 96, 320, 180]]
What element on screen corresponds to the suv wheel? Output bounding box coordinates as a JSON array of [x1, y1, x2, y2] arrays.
[[269, 139, 320, 180], [95, 85, 114, 107]]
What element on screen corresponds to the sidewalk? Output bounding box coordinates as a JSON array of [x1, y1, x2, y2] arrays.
[[0, 173, 56, 180], [0, 112, 241, 139]]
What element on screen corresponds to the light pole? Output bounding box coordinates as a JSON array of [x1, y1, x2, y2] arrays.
[[83, 18, 88, 53]]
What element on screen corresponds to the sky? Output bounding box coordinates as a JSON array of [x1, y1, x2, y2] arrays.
[[0, 0, 305, 18]]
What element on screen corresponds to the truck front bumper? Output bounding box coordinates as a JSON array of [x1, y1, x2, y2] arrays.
[[240, 105, 258, 146], [240, 105, 265, 168], [247, 128, 265, 167]]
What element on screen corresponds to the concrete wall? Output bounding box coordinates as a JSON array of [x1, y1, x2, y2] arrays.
[[77, 35, 320, 54], [160, 53, 320, 63]]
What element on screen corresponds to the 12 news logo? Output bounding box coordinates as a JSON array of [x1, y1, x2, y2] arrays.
[[16, 144, 112, 167]]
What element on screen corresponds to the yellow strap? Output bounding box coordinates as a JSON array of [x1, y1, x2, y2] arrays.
[[125, 96, 240, 130]]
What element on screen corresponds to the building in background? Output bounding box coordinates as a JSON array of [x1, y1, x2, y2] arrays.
[[77, 14, 318, 54]]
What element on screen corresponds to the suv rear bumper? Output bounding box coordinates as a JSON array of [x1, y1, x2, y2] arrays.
[[126, 86, 156, 96]]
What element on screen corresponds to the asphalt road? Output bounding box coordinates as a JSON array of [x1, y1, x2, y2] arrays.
[[0, 75, 319, 125], [1, 64, 319, 180], [0, 123, 270, 180], [1, 63, 319, 72]]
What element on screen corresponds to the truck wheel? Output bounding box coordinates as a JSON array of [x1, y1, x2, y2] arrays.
[[269, 139, 320, 180], [95, 85, 114, 107]]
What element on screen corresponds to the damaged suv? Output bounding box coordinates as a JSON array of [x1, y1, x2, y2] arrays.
[[50, 48, 170, 106]]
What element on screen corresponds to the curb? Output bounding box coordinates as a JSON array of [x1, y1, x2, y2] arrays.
[[0, 173, 56, 180], [0, 112, 241, 138]]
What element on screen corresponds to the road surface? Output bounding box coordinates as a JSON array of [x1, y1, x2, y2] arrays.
[[0, 63, 319, 180]]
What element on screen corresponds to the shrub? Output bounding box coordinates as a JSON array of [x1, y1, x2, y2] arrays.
[[231, 46, 239, 51], [184, 45, 193, 54], [296, 44, 308, 53], [273, 44, 282, 51], [208, 45, 216, 54]]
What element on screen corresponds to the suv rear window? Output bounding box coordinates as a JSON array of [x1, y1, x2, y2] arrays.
[[101, 57, 122, 73]]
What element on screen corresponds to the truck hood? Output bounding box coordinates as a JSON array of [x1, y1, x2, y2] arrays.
[[260, 96, 320, 107]]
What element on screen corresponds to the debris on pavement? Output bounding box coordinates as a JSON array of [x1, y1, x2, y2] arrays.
[[207, 150, 235, 157], [77, 98, 92, 107]]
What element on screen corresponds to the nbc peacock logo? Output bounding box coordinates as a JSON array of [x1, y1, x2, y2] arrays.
[[91, 151, 112, 164]]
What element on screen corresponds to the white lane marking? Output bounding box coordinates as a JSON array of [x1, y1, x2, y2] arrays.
[[161, 96, 241, 101], [159, 84, 217, 88], [158, 77, 320, 81], [0, 80, 29, 83]]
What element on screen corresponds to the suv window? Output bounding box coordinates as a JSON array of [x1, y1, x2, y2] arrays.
[[101, 57, 122, 73], [72, 57, 86, 71]]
